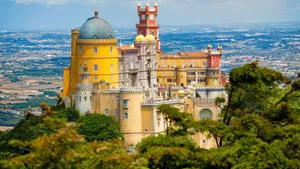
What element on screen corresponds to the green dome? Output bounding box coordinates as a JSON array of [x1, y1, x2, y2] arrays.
[[78, 11, 115, 40]]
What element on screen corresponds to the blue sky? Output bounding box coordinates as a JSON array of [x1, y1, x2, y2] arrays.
[[1, 0, 300, 30]]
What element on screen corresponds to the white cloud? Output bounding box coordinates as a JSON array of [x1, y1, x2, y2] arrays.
[[15, 0, 105, 5]]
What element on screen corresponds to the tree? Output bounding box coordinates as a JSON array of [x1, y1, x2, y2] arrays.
[[76, 114, 123, 142], [192, 61, 300, 168], [158, 104, 194, 136], [1, 126, 145, 169], [52, 107, 80, 122]]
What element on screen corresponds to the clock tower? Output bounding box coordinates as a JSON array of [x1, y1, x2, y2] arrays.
[[136, 2, 161, 50]]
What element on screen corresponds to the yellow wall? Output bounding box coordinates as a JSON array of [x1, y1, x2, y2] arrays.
[[68, 38, 119, 95], [70, 30, 79, 93], [207, 77, 220, 87], [61, 67, 70, 97], [177, 71, 187, 87]]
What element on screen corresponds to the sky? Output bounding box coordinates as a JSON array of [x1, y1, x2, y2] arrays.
[[1, 0, 300, 30]]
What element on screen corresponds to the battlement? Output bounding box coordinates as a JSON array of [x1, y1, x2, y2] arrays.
[[142, 99, 180, 107], [77, 84, 93, 91], [201, 49, 221, 55], [138, 2, 158, 13]]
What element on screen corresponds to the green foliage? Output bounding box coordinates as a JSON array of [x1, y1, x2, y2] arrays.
[[0, 116, 65, 158], [0, 126, 145, 169], [158, 104, 194, 136], [137, 135, 198, 154], [137, 135, 206, 169], [76, 114, 123, 142], [215, 97, 225, 104], [52, 107, 80, 122]]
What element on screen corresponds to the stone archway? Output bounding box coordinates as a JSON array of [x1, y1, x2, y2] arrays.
[[200, 109, 213, 120]]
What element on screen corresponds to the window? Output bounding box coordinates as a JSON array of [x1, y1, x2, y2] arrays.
[[94, 76, 98, 80], [152, 31, 155, 36], [110, 75, 113, 80], [115, 109, 119, 116], [202, 140, 206, 144], [163, 71, 165, 75], [182, 62, 186, 68], [79, 97, 81, 102], [200, 109, 213, 120], [163, 62, 166, 66], [116, 96, 119, 103], [110, 47, 113, 54], [79, 64, 82, 72], [84, 97, 87, 101], [79, 47, 82, 54], [110, 64, 114, 72], [173, 61, 177, 67], [90, 96, 92, 101], [105, 109, 109, 115], [123, 100, 128, 108], [120, 62, 123, 71], [124, 112, 128, 120], [94, 47, 98, 54], [94, 64, 98, 72]]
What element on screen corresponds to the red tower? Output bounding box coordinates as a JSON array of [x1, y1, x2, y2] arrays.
[[136, 2, 161, 50]]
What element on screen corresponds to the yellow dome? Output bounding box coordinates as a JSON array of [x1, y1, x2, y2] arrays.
[[129, 44, 134, 48], [135, 34, 146, 42], [178, 90, 185, 95], [146, 34, 155, 41]]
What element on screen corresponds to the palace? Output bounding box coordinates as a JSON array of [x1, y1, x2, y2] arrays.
[[61, 3, 226, 148]]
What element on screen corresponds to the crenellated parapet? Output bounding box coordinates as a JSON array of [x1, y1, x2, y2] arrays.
[[76, 84, 93, 91], [142, 99, 180, 107]]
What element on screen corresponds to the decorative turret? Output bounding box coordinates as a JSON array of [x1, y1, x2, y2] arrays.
[[75, 62, 93, 114], [136, 2, 160, 50]]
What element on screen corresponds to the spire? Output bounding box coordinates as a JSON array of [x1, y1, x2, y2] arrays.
[[94, 9, 98, 17], [146, 2, 149, 6], [138, 2, 141, 6]]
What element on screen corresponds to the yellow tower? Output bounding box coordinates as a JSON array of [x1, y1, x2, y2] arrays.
[[63, 10, 119, 97]]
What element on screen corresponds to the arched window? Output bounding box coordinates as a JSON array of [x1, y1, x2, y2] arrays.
[[110, 64, 114, 72], [124, 112, 128, 120], [94, 64, 98, 72], [79, 64, 82, 72], [110, 47, 113, 54], [200, 109, 213, 120], [94, 47, 98, 54], [79, 47, 83, 54], [105, 109, 109, 115]]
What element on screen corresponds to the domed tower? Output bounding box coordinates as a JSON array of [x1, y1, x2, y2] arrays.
[[66, 10, 119, 99]]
